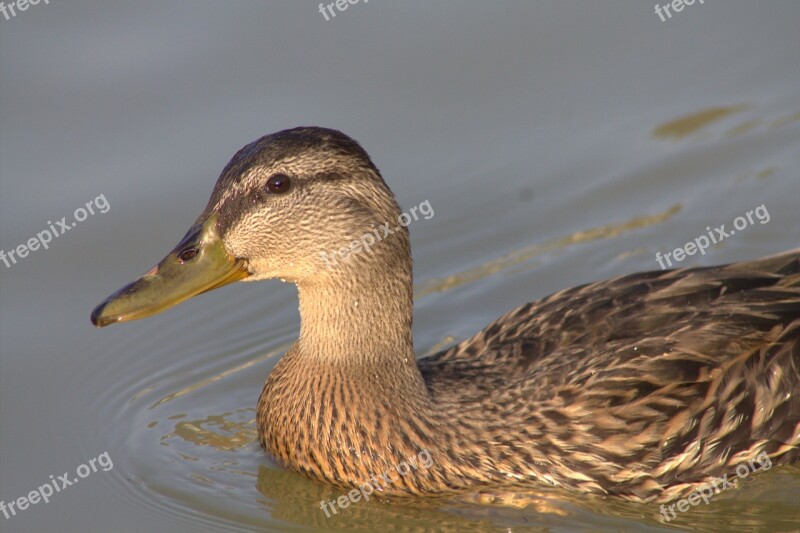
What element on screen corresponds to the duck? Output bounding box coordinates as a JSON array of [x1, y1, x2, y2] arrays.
[[91, 126, 800, 504]]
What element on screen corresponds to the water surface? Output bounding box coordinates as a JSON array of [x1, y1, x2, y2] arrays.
[[1, 2, 799, 532]]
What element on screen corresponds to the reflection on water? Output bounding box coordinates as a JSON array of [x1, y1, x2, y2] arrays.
[[416, 204, 682, 297], [770, 110, 800, 129], [147, 343, 290, 409], [652, 103, 800, 141], [652, 104, 750, 140], [150, 393, 800, 532], [165, 410, 258, 452]]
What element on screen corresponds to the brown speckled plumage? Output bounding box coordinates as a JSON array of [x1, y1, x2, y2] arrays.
[[94, 126, 800, 504], [242, 128, 800, 503]]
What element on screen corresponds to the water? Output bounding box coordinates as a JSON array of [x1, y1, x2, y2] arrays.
[[1, 1, 799, 532]]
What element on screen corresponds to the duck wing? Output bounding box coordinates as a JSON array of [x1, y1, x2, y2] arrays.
[[419, 249, 800, 500]]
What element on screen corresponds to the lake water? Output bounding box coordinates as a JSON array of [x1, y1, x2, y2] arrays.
[[1, 2, 799, 532]]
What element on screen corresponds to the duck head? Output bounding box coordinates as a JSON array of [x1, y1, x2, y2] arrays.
[[91, 127, 408, 327]]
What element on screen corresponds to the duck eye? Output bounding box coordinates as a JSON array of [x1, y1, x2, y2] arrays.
[[267, 174, 291, 194], [178, 247, 199, 263]]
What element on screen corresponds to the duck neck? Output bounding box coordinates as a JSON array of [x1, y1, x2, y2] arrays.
[[294, 251, 426, 391], [260, 237, 447, 489]]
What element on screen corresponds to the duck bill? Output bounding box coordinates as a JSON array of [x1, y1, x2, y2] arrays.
[[91, 215, 249, 327]]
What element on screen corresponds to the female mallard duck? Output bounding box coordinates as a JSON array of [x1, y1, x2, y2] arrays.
[[92, 127, 800, 504]]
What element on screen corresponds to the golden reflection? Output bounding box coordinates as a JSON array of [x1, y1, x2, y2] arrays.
[[254, 465, 585, 532], [190, 473, 214, 486], [756, 168, 775, 180], [130, 385, 155, 403], [163, 409, 258, 451], [612, 247, 649, 262], [652, 104, 749, 139], [770, 110, 800, 128], [424, 335, 458, 355], [177, 452, 200, 462], [416, 204, 682, 298], [735, 167, 777, 183], [254, 463, 795, 533], [726, 118, 763, 137]]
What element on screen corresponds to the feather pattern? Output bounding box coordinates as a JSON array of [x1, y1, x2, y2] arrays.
[[163, 126, 799, 504]]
